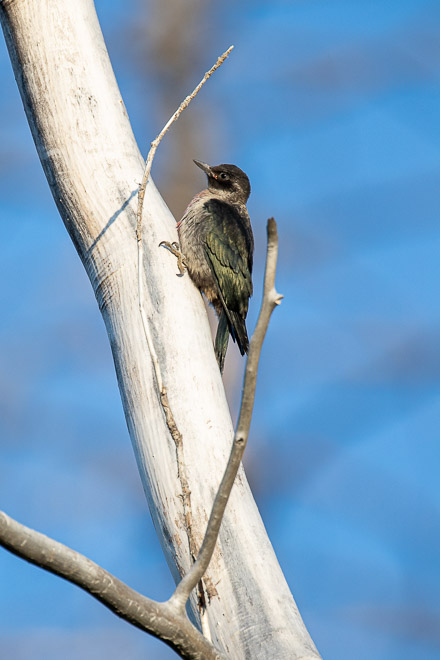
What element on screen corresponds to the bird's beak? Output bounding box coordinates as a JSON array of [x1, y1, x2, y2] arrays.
[[193, 159, 212, 176]]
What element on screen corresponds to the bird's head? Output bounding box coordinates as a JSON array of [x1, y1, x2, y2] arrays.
[[193, 160, 251, 204]]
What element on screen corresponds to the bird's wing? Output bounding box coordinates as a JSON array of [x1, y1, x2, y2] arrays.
[[202, 198, 253, 318]]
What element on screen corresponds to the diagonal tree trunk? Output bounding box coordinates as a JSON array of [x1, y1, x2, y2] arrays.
[[0, 1, 320, 657]]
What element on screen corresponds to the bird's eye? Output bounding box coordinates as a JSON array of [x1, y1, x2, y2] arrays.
[[219, 172, 229, 181]]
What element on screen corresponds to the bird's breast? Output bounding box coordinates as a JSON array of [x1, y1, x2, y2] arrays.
[[178, 197, 215, 295]]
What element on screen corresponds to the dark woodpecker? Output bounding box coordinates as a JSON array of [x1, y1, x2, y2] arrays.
[[166, 160, 254, 373]]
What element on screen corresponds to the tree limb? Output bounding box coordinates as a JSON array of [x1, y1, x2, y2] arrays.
[[0, 511, 226, 660]]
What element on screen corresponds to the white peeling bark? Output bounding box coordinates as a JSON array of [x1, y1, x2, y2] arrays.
[[0, 1, 320, 658]]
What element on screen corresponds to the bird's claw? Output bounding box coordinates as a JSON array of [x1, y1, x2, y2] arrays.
[[159, 240, 187, 276]]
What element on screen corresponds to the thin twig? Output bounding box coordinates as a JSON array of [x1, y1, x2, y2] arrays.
[[135, 44, 233, 244], [0, 511, 227, 660], [169, 218, 283, 610], [135, 46, 234, 633]]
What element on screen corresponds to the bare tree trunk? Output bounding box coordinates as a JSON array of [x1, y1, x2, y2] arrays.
[[0, 1, 320, 658]]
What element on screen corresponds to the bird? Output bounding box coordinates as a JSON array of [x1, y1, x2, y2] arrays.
[[163, 160, 254, 373]]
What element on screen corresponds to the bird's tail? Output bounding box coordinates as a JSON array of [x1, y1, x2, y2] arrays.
[[215, 309, 249, 373], [215, 311, 230, 374], [229, 310, 249, 356]]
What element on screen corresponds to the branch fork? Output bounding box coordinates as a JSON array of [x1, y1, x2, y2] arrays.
[[0, 214, 283, 658]]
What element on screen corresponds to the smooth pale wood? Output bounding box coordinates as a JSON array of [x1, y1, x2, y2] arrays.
[[0, 1, 320, 658]]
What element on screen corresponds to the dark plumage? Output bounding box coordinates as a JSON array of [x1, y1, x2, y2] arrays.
[[178, 160, 254, 372]]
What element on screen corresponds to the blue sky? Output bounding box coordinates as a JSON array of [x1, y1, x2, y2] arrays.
[[1, 1, 440, 658]]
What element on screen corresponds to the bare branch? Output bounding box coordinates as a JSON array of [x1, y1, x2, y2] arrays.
[[170, 218, 283, 610], [236, 218, 284, 440], [0, 511, 226, 660]]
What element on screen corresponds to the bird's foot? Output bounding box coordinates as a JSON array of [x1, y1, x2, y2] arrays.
[[159, 241, 187, 276]]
